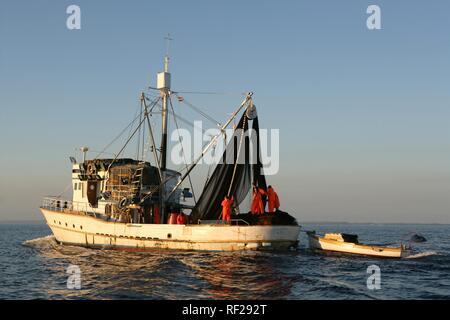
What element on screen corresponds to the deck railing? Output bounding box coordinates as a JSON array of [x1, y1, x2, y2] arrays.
[[41, 197, 93, 215]]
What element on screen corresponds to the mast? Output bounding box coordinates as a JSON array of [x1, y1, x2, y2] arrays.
[[160, 63, 169, 172], [157, 34, 172, 222]]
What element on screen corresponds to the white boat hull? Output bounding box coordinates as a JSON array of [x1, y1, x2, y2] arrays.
[[307, 234, 403, 258], [41, 208, 300, 251]]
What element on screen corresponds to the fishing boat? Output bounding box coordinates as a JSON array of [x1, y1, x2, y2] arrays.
[[307, 232, 407, 258], [39, 49, 300, 251]]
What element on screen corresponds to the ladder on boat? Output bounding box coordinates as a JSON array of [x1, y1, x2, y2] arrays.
[[131, 165, 160, 203], [131, 165, 145, 196]]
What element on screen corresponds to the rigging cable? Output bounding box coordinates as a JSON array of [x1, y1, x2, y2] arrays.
[[173, 93, 221, 126], [136, 102, 143, 160], [169, 96, 197, 204], [144, 94, 161, 113], [171, 90, 247, 97], [105, 114, 148, 173], [203, 131, 226, 189], [203, 145, 214, 189], [56, 182, 73, 198], [142, 96, 162, 179], [145, 97, 208, 134], [149, 85, 246, 97], [166, 109, 208, 134], [93, 109, 144, 161], [141, 108, 146, 161], [165, 93, 254, 202], [127, 101, 143, 144]]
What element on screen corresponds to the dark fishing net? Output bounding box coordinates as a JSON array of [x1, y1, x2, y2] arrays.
[[191, 113, 253, 222], [190, 111, 296, 225]]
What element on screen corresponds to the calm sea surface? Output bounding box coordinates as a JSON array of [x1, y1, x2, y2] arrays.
[[0, 223, 449, 299]]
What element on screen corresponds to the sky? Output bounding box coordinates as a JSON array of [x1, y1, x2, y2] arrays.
[[0, 0, 449, 223]]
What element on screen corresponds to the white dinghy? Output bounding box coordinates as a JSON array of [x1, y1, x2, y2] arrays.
[[307, 232, 408, 258]]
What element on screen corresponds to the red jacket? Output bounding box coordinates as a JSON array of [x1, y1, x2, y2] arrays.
[[267, 187, 280, 213], [221, 196, 234, 221], [251, 188, 266, 214]]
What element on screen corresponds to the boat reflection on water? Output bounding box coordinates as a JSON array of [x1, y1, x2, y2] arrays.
[[25, 236, 295, 300], [180, 252, 294, 300]]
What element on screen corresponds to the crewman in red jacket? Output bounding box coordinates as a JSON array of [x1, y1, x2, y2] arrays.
[[267, 185, 280, 213], [251, 184, 266, 214], [221, 195, 234, 223]]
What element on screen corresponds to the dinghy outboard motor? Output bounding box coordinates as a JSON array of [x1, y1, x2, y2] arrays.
[[410, 234, 427, 243]]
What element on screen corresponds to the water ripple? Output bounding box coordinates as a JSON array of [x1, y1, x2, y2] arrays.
[[0, 223, 448, 299]]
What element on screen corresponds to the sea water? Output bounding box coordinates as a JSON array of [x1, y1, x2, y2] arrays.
[[0, 223, 449, 299]]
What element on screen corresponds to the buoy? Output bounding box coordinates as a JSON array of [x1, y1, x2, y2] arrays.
[[177, 213, 186, 225], [87, 163, 97, 175]]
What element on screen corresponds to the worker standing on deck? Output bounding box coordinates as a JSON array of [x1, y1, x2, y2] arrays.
[[251, 184, 266, 214], [221, 195, 234, 223], [267, 185, 280, 213]]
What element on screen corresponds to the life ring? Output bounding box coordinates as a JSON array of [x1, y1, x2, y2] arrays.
[[118, 197, 129, 209], [87, 163, 97, 175]]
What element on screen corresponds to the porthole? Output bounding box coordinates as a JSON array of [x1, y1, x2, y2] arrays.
[[53, 220, 56, 224], [80, 226, 83, 230], [167, 233, 172, 239], [59, 221, 61, 225], [65, 223, 68, 227], [73, 224, 75, 228]]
